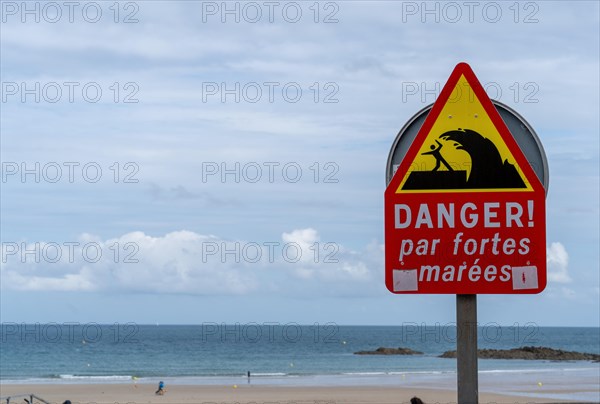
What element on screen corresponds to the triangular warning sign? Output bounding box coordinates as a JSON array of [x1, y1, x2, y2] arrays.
[[385, 63, 547, 295], [391, 63, 542, 193]]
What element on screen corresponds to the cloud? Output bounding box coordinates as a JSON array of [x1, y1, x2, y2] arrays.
[[282, 228, 319, 257], [544, 286, 578, 300], [0, 237, 581, 295], [3, 270, 97, 292], [146, 183, 238, 206], [547, 242, 572, 283], [1, 229, 383, 296]]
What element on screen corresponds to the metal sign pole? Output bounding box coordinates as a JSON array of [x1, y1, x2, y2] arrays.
[[457, 294, 478, 404]]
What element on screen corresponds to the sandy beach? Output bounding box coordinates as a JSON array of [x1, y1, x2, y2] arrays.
[[0, 384, 589, 404]]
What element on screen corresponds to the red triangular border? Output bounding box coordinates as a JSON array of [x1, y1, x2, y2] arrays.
[[385, 62, 544, 195]]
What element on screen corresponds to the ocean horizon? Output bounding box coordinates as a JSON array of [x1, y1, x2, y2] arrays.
[[1, 324, 598, 382]]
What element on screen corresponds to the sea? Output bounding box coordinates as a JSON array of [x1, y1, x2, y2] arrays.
[[1, 324, 599, 401]]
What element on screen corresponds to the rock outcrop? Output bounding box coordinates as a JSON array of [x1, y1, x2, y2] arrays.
[[439, 346, 600, 361], [354, 347, 423, 355]]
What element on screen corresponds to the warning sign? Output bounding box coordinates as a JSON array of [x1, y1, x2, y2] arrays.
[[398, 74, 532, 192], [385, 63, 547, 294]]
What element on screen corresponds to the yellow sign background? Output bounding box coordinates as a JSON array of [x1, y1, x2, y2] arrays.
[[397, 75, 532, 193]]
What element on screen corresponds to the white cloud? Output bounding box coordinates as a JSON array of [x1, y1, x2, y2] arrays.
[[3, 269, 97, 292], [544, 286, 578, 301], [1, 229, 383, 296], [547, 242, 572, 283], [282, 228, 319, 258]]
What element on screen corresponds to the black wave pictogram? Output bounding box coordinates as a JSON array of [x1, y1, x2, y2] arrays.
[[402, 128, 526, 190]]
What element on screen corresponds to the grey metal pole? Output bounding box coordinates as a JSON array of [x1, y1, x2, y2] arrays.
[[457, 294, 478, 404]]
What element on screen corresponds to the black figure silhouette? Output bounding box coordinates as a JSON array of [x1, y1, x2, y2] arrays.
[[421, 140, 454, 172]]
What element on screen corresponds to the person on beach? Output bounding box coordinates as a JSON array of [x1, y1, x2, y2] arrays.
[[410, 397, 424, 404], [155, 380, 166, 395]]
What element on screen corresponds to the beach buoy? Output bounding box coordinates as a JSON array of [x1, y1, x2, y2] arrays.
[[537, 382, 543, 387], [233, 384, 238, 389]]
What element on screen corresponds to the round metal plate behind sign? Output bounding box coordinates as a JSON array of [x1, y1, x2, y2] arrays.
[[386, 100, 549, 195]]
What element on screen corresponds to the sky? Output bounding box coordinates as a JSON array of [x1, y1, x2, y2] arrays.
[[0, 1, 598, 327]]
